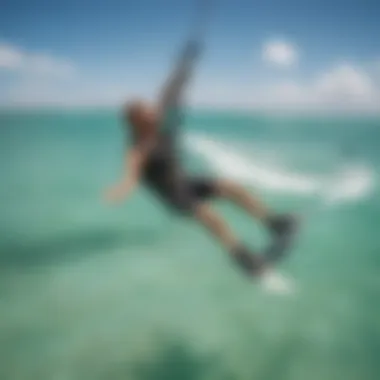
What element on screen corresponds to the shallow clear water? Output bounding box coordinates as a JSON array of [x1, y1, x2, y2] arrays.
[[0, 110, 379, 380]]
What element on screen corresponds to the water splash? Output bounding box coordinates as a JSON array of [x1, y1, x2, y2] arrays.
[[185, 132, 375, 205]]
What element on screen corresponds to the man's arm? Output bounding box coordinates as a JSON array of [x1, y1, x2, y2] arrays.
[[105, 145, 147, 203], [157, 40, 202, 133]]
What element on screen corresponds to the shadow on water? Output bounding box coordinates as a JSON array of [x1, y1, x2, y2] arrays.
[[0, 337, 236, 380], [99, 340, 235, 380], [0, 227, 163, 270], [256, 335, 302, 380]]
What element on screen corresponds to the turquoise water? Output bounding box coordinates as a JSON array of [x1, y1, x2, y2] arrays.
[[0, 110, 379, 380]]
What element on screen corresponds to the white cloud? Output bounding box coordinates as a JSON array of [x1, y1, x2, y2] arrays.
[[315, 64, 374, 99], [0, 41, 76, 78], [258, 63, 379, 112], [259, 38, 378, 111], [6, 78, 146, 108], [1, 40, 379, 114], [191, 62, 379, 113], [262, 40, 298, 67], [0, 43, 23, 69], [26, 55, 76, 78]]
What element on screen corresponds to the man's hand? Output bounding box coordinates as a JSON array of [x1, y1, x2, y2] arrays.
[[104, 181, 134, 204], [105, 146, 144, 204]]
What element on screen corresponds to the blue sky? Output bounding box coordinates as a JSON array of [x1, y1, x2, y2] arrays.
[[1, 0, 379, 111]]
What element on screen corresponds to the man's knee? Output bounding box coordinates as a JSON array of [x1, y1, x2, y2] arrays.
[[191, 202, 224, 225], [214, 179, 240, 197]]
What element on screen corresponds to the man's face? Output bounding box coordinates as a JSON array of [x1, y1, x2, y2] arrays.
[[128, 101, 156, 124], [125, 101, 158, 136]]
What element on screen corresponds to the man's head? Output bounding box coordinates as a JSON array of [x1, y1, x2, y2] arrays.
[[123, 99, 158, 138]]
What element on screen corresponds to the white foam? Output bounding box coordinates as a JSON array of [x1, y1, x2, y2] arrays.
[[322, 164, 374, 205], [185, 133, 374, 204], [260, 270, 297, 295]]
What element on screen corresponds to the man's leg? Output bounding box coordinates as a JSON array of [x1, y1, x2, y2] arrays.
[[213, 179, 295, 236], [215, 179, 270, 223], [192, 202, 266, 276], [188, 176, 296, 242]]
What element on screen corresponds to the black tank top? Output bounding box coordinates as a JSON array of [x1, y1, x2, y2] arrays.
[[135, 132, 181, 190]]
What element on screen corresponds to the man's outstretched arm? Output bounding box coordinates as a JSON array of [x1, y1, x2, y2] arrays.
[[104, 144, 148, 203], [157, 40, 202, 133]]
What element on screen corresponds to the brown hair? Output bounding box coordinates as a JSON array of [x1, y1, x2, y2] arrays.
[[122, 100, 156, 144]]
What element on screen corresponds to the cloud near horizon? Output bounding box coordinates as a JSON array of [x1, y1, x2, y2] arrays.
[[0, 42, 76, 79], [0, 40, 379, 113], [256, 63, 379, 112]]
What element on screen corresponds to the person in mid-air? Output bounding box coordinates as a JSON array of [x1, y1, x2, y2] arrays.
[[105, 39, 297, 285]]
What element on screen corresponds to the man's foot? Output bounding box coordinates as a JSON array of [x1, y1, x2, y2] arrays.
[[265, 214, 299, 264], [231, 244, 266, 276], [267, 214, 298, 238]]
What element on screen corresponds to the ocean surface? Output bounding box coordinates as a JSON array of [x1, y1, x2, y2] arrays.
[[0, 109, 379, 380]]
